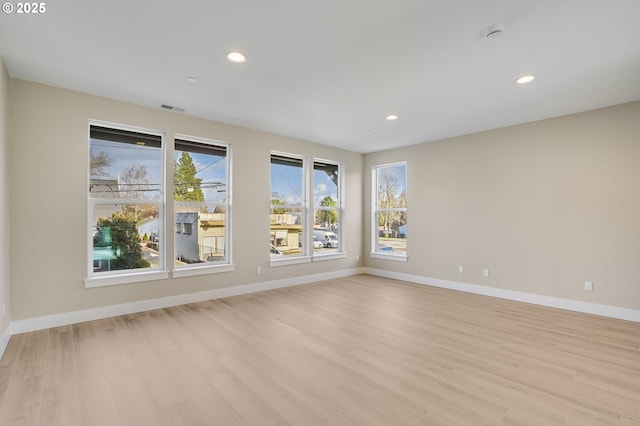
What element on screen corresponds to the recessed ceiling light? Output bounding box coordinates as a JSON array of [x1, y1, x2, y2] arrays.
[[186, 76, 196, 83], [227, 51, 247, 63], [515, 75, 535, 84], [386, 115, 398, 121]]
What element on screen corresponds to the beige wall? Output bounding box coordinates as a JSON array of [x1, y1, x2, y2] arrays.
[[364, 101, 640, 310], [0, 59, 10, 335], [7, 76, 639, 322], [9, 79, 363, 320]]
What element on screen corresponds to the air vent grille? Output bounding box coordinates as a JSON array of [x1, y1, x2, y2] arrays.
[[160, 104, 185, 113]]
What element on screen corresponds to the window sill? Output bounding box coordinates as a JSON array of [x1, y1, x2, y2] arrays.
[[270, 256, 311, 267], [85, 270, 169, 288], [369, 252, 408, 262], [312, 252, 347, 262], [172, 263, 235, 278]]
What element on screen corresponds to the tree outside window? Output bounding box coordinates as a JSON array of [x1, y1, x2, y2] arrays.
[[373, 162, 407, 256]]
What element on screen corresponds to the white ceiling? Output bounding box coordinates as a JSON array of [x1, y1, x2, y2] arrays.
[[1, 0, 639, 153]]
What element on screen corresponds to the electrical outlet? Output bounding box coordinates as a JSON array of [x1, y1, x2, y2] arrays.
[[356, 254, 360, 261], [483, 268, 490, 277], [458, 265, 464, 274], [584, 281, 593, 291], [256, 266, 261, 274]]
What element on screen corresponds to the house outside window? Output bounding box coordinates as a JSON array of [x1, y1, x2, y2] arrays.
[[372, 162, 407, 260], [174, 137, 230, 268]]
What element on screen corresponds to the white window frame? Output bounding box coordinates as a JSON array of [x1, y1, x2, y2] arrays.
[[173, 135, 234, 277], [371, 161, 408, 262], [269, 151, 310, 266], [85, 121, 169, 288], [311, 158, 346, 262]]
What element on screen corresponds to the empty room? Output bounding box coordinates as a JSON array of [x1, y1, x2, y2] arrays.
[[1, 1, 639, 425]]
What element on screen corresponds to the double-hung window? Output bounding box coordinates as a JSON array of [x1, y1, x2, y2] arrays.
[[174, 137, 231, 272], [313, 160, 342, 255], [372, 162, 407, 260], [269, 153, 345, 263], [87, 124, 166, 286], [270, 153, 306, 260]]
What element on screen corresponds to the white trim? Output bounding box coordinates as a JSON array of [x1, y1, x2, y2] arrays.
[[172, 263, 235, 278], [312, 158, 345, 256], [312, 252, 347, 262], [84, 270, 169, 288], [369, 252, 408, 262], [11, 268, 364, 335], [0, 324, 11, 358], [371, 161, 408, 256], [270, 150, 309, 258], [89, 119, 165, 140], [270, 255, 312, 267], [364, 268, 640, 323], [226, 142, 233, 266]]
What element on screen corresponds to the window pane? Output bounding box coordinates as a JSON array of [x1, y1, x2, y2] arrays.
[[92, 203, 161, 272], [376, 164, 406, 209], [312, 226, 339, 252], [174, 139, 227, 203], [376, 211, 407, 254], [270, 207, 303, 257], [175, 204, 226, 265], [271, 155, 303, 206], [89, 127, 162, 201], [313, 162, 338, 207]]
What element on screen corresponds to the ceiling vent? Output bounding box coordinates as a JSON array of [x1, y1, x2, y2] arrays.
[[161, 104, 185, 113]]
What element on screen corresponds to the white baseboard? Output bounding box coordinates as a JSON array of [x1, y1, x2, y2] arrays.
[[9, 267, 364, 336], [0, 324, 10, 358], [364, 267, 640, 323]]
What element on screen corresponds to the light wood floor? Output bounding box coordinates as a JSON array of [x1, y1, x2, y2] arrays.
[[1, 275, 639, 426]]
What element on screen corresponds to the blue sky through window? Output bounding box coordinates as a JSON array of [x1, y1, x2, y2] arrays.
[[270, 162, 339, 207], [271, 163, 303, 205], [89, 139, 228, 204], [175, 150, 227, 203], [90, 138, 162, 200], [313, 168, 338, 207]]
